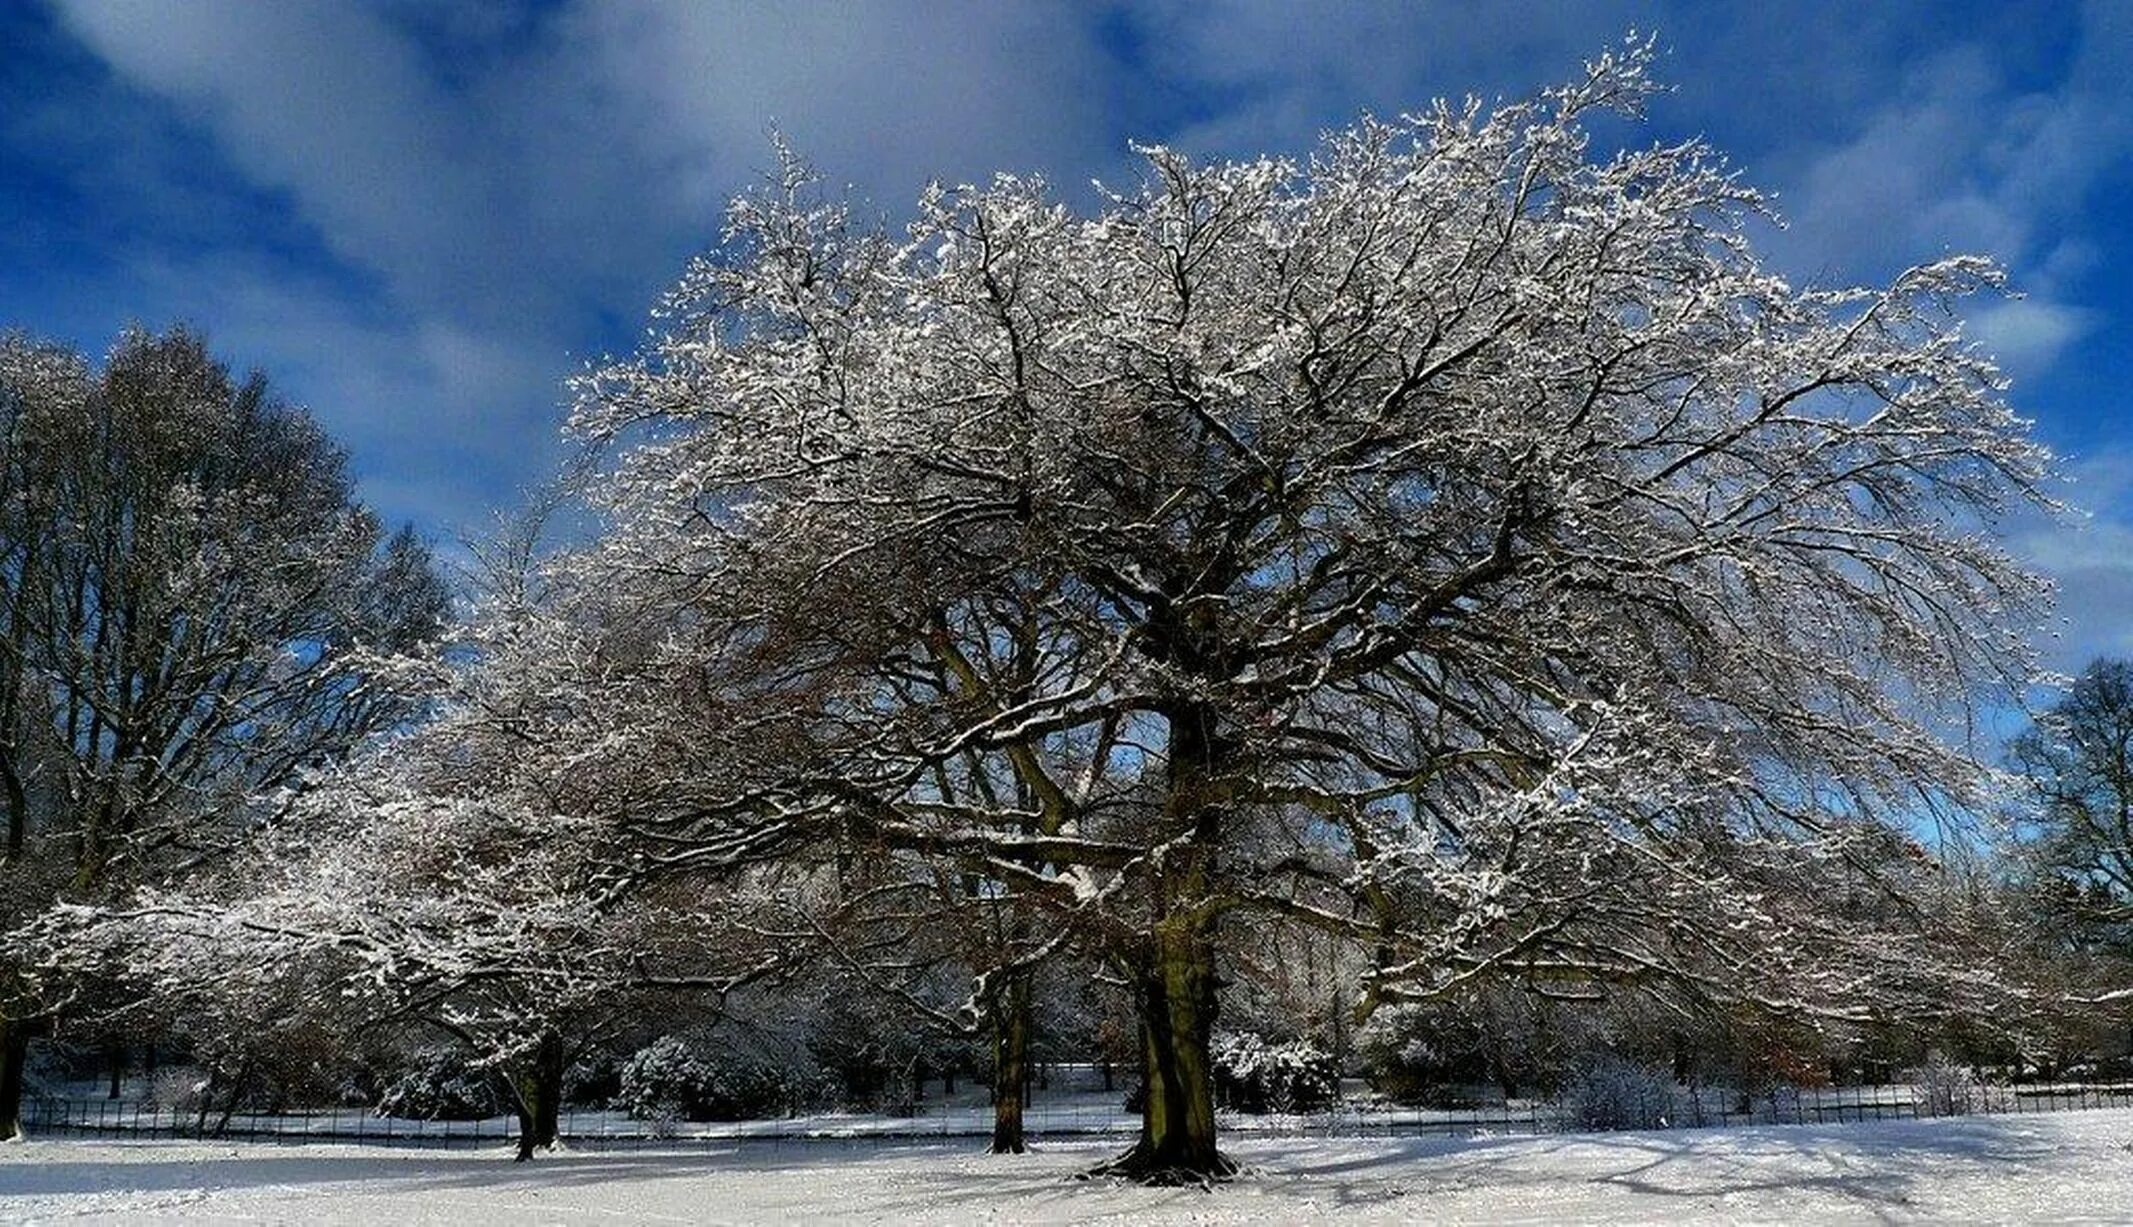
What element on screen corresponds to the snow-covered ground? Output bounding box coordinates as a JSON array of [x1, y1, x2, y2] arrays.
[[6, 1108, 2133, 1224]]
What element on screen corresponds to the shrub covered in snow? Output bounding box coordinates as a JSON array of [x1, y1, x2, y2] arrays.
[[615, 1037, 714, 1120], [801, 998, 944, 1113], [1210, 1032, 1339, 1114], [374, 1054, 500, 1121], [1558, 1054, 1678, 1132], [1916, 1053, 1981, 1117], [148, 1067, 210, 1114], [1352, 993, 1576, 1105], [1355, 1006, 1446, 1105], [614, 1036, 794, 1122], [562, 1054, 622, 1108]]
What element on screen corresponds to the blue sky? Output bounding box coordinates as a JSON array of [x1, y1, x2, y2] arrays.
[[2, 0, 2129, 669]]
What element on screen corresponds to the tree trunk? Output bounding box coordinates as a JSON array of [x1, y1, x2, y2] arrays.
[[1099, 695, 1237, 1183], [107, 1041, 124, 1099], [514, 1031, 566, 1162], [989, 972, 1032, 1154], [211, 1063, 252, 1137], [1093, 921, 1234, 1184], [0, 1015, 28, 1141]]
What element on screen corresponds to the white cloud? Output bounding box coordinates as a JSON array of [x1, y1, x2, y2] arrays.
[[2005, 448, 2133, 668], [51, 1, 490, 307], [1778, 49, 2029, 278], [1776, 3, 2130, 296], [1968, 299, 2094, 376], [79, 251, 567, 534], [42, 0, 1132, 538], [553, 2, 1119, 204]]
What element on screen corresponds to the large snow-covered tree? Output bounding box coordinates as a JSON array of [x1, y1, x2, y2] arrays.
[[0, 327, 449, 1140], [482, 43, 2049, 1180]]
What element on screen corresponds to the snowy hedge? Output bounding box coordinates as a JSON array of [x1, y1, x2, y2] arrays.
[[1210, 1033, 1339, 1115], [1557, 1054, 1679, 1132], [374, 1055, 499, 1121], [614, 1037, 797, 1122]]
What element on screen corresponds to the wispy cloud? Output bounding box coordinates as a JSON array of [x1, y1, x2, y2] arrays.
[[12, 0, 2130, 686], [1969, 299, 2094, 376], [31, 0, 1134, 534]]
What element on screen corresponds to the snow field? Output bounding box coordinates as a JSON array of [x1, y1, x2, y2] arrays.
[[6, 1107, 2133, 1224]]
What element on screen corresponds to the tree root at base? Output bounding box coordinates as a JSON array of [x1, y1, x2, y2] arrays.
[[1079, 1143, 1240, 1188]]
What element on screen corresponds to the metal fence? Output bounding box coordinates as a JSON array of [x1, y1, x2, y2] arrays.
[[23, 1097, 524, 1148], [25, 1077, 2133, 1150]]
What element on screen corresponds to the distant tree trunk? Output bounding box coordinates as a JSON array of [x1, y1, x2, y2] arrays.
[[514, 1031, 566, 1162], [1327, 984, 1349, 1100], [211, 1063, 253, 1137], [107, 1041, 124, 1099], [990, 972, 1032, 1154], [942, 1061, 957, 1096], [0, 1016, 28, 1140], [2, 755, 36, 1142]]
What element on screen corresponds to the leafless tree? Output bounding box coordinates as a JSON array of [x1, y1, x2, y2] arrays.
[[0, 326, 449, 1138]]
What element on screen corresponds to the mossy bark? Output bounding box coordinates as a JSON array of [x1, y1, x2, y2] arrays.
[[1092, 922, 1234, 1184], [1092, 699, 1235, 1184]]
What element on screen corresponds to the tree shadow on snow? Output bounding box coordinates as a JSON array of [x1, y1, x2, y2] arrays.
[[1253, 1116, 2075, 1221], [0, 1117, 2092, 1220]]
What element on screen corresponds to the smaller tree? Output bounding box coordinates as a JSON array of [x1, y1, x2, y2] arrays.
[[28, 565, 811, 1159], [0, 326, 448, 1139], [2012, 659, 2133, 955], [34, 783, 688, 1158], [2007, 658, 2133, 1057]]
